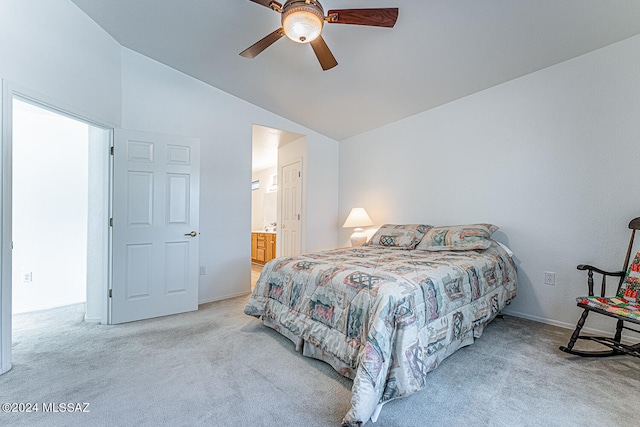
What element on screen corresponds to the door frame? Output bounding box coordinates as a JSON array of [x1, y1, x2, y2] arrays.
[[0, 80, 115, 374]]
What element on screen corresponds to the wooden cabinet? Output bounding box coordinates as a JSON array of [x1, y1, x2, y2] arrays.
[[251, 232, 276, 264], [265, 233, 275, 262]]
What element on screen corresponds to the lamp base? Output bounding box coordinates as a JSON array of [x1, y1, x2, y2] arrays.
[[350, 228, 367, 247]]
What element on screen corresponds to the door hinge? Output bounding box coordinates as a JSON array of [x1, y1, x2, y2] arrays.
[[298, 171, 301, 177], [109, 289, 112, 298], [110, 146, 114, 155], [109, 218, 113, 227], [297, 214, 300, 220]]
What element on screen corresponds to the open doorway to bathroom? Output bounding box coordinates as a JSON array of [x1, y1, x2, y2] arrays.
[[250, 124, 304, 288]]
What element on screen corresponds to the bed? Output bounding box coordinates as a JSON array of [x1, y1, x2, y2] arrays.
[[244, 224, 518, 426]]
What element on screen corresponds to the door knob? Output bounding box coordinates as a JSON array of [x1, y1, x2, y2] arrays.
[[184, 231, 198, 237]]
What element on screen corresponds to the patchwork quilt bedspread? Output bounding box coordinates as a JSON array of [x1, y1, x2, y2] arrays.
[[244, 242, 517, 425]]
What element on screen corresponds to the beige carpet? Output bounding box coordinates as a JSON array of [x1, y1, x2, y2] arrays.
[[1, 296, 639, 426]]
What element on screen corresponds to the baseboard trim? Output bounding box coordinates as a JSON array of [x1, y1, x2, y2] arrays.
[[83, 315, 101, 323], [502, 308, 640, 340], [0, 363, 12, 375], [501, 309, 577, 330], [198, 291, 250, 306]]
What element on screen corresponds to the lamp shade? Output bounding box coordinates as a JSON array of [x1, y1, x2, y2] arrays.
[[343, 208, 374, 228]]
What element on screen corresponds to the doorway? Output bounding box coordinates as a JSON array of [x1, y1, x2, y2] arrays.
[[12, 99, 89, 314], [250, 125, 305, 283], [10, 96, 111, 322], [0, 91, 112, 374]]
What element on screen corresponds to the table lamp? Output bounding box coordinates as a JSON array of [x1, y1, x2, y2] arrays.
[[342, 207, 374, 246]]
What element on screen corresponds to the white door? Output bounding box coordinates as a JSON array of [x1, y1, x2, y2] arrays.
[[111, 129, 200, 324], [280, 160, 302, 256]]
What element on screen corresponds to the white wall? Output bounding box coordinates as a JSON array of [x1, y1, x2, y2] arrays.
[[339, 35, 640, 337], [12, 100, 88, 314], [306, 135, 340, 253], [120, 48, 339, 304], [0, 0, 121, 126]]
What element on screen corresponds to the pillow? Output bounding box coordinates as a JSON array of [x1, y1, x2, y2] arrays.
[[415, 223, 498, 251], [619, 251, 640, 302], [365, 224, 432, 249]]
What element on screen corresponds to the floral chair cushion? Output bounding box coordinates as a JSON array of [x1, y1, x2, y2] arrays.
[[619, 251, 640, 302], [576, 251, 640, 321]]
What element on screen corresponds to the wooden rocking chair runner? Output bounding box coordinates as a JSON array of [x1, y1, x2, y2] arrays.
[[559, 217, 640, 358]]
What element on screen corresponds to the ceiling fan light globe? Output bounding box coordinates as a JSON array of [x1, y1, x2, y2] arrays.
[[282, 5, 324, 44]]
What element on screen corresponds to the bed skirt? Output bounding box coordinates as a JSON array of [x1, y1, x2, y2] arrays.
[[262, 315, 357, 379]]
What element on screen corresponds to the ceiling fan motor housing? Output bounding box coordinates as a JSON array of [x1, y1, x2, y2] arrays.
[[281, 0, 325, 43]]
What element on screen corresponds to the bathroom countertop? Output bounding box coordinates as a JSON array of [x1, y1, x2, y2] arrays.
[[252, 230, 276, 234]]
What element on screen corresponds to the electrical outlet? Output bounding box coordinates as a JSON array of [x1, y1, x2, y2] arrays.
[[199, 266, 207, 275], [544, 272, 555, 286], [23, 272, 32, 282]]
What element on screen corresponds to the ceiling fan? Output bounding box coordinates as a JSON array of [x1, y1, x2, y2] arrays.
[[240, 0, 399, 71]]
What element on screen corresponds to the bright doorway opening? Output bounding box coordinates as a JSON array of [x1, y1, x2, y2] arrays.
[[249, 124, 306, 293], [11, 98, 110, 320], [250, 124, 306, 270]]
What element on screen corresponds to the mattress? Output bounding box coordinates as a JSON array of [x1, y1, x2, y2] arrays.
[[244, 241, 517, 425]]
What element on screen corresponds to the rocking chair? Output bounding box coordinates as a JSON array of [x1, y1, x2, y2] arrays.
[[559, 217, 640, 358]]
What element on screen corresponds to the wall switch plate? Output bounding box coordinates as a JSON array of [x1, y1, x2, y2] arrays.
[[23, 272, 32, 282], [544, 272, 555, 286], [199, 266, 207, 275]]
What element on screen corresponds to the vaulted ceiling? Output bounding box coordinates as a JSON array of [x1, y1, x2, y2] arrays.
[[70, 0, 640, 141]]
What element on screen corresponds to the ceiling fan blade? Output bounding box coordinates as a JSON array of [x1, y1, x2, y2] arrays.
[[239, 28, 285, 59], [249, 0, 272, 6], [326, 8, 399, 28], [250, 0, 282, 9], [310, 36, 338, 71], [249, 0, 283, 12]]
